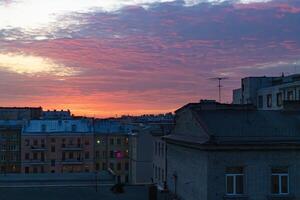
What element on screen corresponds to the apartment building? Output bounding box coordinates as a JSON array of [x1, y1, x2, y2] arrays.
[[233, 74, 300, 110], [21, 119, 94, 173], [94, 119, 131, 183], [0, 120, 24, 173], [165, 101, 300, 200], [0, 107, 42, 120]]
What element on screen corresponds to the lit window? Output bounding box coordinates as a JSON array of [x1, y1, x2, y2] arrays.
[[226, 167, 244, 195], [271, 167, 289, 195]]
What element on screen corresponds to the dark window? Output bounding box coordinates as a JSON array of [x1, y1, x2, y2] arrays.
[[51, 138, 55, 143], [51, 145, 55, 152], [40, 166, 44, 173], [96, 163, 100, 171], [226, 167, 244, 195], [41, 152, 45, 161], [102, 162, 107, 170], [277, 93, 283, 107], [117, 162, 121, 171], [125, 162, 129, 171], [125, 175, 129, 183], [33, 152, 38, 160], [102, 151, 106, 158], [85, 140, 89, 146], [62, 152, 66, 161], [85, 152, 89, 159], [117, 138, 121, 145], [33, 140, 38, 146], [69, 152, 74, 159], [71, 124, 77, 132], [271, 167, 289, 195], [110, 138, 114, 145], [110, 163, 114, 170], [41, 124, 46, 132], [25, 139, 30, 146], [25, 153, 30, 160], [267, 94, 272, 108], [95, 151, 100, 159], [77, 138, 81, 147], [110, 151, 114, 158], [25, 167, 29, 173], [51, 160, 55, 167]]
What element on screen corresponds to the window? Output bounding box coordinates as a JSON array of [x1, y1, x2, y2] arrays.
[[110, 163, 114, 170], [25, 153, 30, 160], [41, 152, 45, 161], [110, 151, 114, 158], [51, 160, 55, 167], [267, 94, 272, 108], [25, 167, 29, 173], [85, 152, 90, 159], [125, 162, 129, 171], [69, 152, 74, 159], [41, 124, 46, 132], [158, 143, 161, 156], [226, 167, 244, 195], [71, 124, 77, 132], [117, 138, 121, 145], [33, 167, 38, 173], [287, 91, 294, 100], [62, 152, 66, 161], [110, 138, 114, 145], [271, 167, 289, 195], [33, 152, 38, 160], [25, 139, 30, 146], [77, 138, 81, 147], [161, 143, 165, 157], [125, 137, 129, 145], [102, 162, 107, 170], [277, 93, 283, 107], [85, 140, 89, 146], [258, 95, 263, 108], [117, 162, 121, 171], [96, 163, 100, 171], [51, 145, 55, 153], [155, 142, 157, 155], [103, 151, 107, 158], [51, 138, 56, 143], [33, 140, 38, 146], [95, 151, 100, 159]]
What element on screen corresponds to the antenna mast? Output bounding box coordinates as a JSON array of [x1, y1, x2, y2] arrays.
[[210, 77, 229, 103]]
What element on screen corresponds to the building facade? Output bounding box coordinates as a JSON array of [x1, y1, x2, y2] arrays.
[[165, 101, 300, 200], [94, 120, 131, 183], [21, 119, 94, 173], [0, 120, 24, 173], [0, 107, 42, 120], [233, 74, 300, 110]]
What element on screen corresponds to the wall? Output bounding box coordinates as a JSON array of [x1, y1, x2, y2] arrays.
[[167, 144, 208, 200]]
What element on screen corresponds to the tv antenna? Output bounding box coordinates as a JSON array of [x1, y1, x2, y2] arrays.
[[209, 77, 229, 103]]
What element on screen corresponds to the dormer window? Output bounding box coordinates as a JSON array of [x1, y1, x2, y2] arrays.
[[41, 124, 46, 132], [71, 124, 77, 132]]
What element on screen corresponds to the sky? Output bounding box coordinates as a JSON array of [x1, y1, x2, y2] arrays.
[[0, 0, 300, 117]]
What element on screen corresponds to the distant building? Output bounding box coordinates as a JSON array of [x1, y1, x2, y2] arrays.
[[165, 101, 300, 200], [21, 119, 94, 173], [0, 120, 24, 173], [42, 110, 72, 119], [233, 74, 300, 110], [150, 123, 173, 190], [0, 107, 42, 120], [94, 119, 131, 183]]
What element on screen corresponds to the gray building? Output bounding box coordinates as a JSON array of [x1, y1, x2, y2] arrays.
[[233, 74, 300, 110], [165, 101, 300, 200]]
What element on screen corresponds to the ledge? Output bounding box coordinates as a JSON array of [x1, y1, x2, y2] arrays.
[[223, 195, 248, 200], [267, 194, 295, 200]]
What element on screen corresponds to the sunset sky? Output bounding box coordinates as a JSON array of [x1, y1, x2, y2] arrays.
[[0, 0, 300, 117]]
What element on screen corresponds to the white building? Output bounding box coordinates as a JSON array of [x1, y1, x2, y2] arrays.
[[233, 74, 300, 110]]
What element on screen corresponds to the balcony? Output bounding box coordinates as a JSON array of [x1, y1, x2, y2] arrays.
[[30, 146, 47, 151], [26, 160, 47, 165], [61, 159, 83, 165], [61, 145, 83, 151]]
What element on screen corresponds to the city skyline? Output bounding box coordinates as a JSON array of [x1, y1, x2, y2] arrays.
[[1, 0, 300, 117]]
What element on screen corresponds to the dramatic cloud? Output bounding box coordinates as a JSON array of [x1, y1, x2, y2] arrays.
[[0, 53, 79, 77], [0, 0, 300, 117]]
